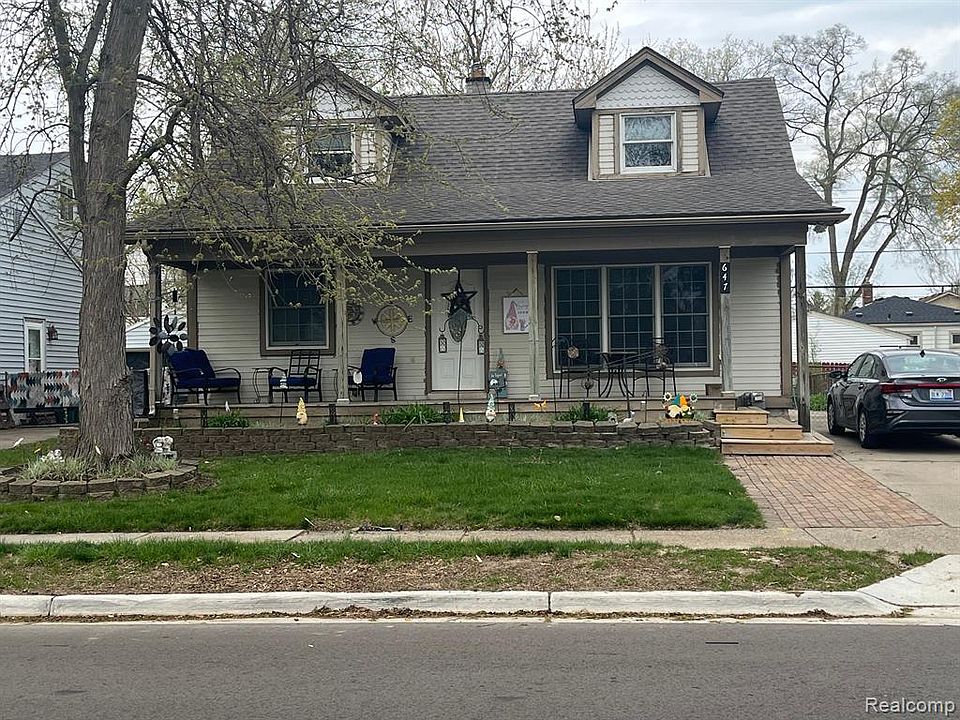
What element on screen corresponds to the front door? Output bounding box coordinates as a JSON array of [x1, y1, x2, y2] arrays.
[[430, 269, 485, 392]]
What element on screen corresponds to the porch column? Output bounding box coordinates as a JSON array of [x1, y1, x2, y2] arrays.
[[334, 267, 349, 403], [149, 259, 162, 413], [794, 246, 811, 432], [526, 251, 541, 400], [718, 246, 734, 394]]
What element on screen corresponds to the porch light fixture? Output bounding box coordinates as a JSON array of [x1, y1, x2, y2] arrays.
[[438, 333, 448, 354], [476, 334, 486, 355], [46, 324, 59, 341]]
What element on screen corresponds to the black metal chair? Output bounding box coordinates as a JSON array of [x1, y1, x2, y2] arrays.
[[168, 348, 242, 405], [268, 350, 323, 403], [634, 339, 677, 398], [555, 336, 600, 398], [348, 347, 398, 401]]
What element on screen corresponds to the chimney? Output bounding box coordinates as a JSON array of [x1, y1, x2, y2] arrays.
[[465, 62, 491, 94], [861, 282, 874, 305]]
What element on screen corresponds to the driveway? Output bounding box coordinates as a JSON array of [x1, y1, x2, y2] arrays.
[[811, 411, 960, 527], [0, 425, 61, 449]]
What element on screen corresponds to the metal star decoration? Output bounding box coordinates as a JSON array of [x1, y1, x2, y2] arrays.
[[442, 274, 478, 342]]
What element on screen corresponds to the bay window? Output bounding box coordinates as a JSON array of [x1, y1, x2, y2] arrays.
[[553, 264, 711, 367]]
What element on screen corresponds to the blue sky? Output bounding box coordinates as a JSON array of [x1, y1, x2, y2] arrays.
[[611, 0, 960, 295]]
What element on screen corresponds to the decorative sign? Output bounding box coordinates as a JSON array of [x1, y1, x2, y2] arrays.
[[346, 301, 364, 326], [719, 261, 731, 294], [502, 296, 530, 334]]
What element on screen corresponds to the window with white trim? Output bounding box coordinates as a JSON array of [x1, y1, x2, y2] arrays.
[[306, 125, 354, 180], [951, 333, 960, 346], [264, 272, 330, 349], [621, 113, 675, 172], [24, 320, 45, 372], [553, 264, 711, 367]]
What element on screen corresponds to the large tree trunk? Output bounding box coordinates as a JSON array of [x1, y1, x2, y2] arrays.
[[76, 0, 151, 461]]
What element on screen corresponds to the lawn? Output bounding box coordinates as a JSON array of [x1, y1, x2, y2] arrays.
[[0, 446, 762, 532], [0, 540, 936, 594], [0, 438, 54, 467]]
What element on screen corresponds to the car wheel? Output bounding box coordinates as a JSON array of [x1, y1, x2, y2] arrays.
[[826, 398, 845, 436], [857, 409, 880, 449]]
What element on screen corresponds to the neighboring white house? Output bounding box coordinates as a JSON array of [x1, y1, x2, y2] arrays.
[[843, 296, 960, 351], [792, 311, 913, 364], [0, 152, 81, 375]]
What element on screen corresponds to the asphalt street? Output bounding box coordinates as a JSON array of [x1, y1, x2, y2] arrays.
[[1, 620, 957, 720]]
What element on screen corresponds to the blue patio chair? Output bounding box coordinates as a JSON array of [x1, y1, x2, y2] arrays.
[[268, 350, 323, 403], [168, 348, 242, 405], [348, 347, 398, 401]]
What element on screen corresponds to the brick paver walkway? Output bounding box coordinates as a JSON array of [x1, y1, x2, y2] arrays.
[[725, 455, 943, 529]]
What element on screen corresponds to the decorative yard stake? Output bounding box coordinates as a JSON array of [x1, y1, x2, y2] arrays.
[[485, 377, 498, 423], [296, 398, 308, 426]]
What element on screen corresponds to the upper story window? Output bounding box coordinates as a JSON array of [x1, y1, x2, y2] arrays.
[[307, 125, 354, 181], [621, 113, 675, 173]]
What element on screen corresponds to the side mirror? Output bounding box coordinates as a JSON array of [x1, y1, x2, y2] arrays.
[[828, 369, 847, 380]]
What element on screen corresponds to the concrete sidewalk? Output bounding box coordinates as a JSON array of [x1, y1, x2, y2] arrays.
[[2, 525, 959, 552], [2, 555, 956, 621]]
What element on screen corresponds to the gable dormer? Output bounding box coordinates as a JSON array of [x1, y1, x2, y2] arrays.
[[299, 62, 409, 186], [574, 48, 723, 180]]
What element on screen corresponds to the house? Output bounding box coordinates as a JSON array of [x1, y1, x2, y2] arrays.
[[792, 311, 913, 364], [0, 152, 80, 376], [844, 296, 960, 351], [921, 290, 960, 311], [134, 48, 846, 423]]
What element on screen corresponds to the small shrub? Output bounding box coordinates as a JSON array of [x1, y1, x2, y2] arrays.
[[381, 403, 444, 425], [810, 393, 827, 412], [555, 404, 611, 423], [206, 411, 251, 428]]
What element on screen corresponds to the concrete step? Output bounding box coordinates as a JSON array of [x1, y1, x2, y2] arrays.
[[721, 432, 834, 456], [721, 423, 803, 441], [713, 408, 769, 426]]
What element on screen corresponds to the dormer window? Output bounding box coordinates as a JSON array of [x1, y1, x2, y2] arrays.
[[621, 113, 675, 173], [307, 125, 354, 180]]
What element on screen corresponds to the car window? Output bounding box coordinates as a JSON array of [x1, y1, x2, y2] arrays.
[[884, 353, 960, 375], [847, 355, 866, 378], [861, 356, 881, 380]]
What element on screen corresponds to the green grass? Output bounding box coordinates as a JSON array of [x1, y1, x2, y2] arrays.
[[810, 393, 828, 411], [0, 540, 936, 594], [0, 446, 762, 533], [0, 439, 55, 468]]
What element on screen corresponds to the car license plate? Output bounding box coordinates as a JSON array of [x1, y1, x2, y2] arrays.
[[930, 389, 954, 401]]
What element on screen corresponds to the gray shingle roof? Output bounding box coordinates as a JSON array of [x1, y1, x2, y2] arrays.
[[0, 152, 69, 199], [135, 77, 841, 233], [367, 78, 838, 225], [844, 296, 960, 325]]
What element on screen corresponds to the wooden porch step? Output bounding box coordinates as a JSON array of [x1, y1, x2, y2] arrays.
[[721, 423, 803, 441], [713, 408, 769, 426], [721, 432, 834, 456]]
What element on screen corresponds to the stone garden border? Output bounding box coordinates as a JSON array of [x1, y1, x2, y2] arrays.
[[59, 420, 718, 460], [0, 463, 200, 502]]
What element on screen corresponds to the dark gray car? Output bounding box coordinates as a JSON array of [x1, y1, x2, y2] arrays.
[[825, 348, 960, 448]]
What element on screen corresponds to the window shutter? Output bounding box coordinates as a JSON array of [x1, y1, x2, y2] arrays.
[[596, 114, 616, 177], [680, 110, 699, 174]]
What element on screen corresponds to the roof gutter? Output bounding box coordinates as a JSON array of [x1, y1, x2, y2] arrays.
[[131, 210, 849, 241]]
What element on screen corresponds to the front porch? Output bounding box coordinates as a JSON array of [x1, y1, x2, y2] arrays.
[[146, 224, 814, 427]]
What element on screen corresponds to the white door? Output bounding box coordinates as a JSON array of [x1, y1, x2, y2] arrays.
[[24, 321, 45, 372], [431, 269, 485, 391]]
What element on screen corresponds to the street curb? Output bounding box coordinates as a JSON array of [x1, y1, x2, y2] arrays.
[[0, 589, 900, 620]]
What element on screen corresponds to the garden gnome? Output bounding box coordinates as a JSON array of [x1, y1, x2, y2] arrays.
[[296, 398, 308, 426]]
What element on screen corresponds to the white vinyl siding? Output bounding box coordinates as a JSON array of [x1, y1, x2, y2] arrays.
[[195, 269, 425, 402], [596, 114, 615, 177], [680, 110, 699, 173], [596, 64, 699, 109], [873, 323, 960, 352], [792, 313, 912, 363], [486, 264, 533, 398], [729, 257, 781, 395]]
